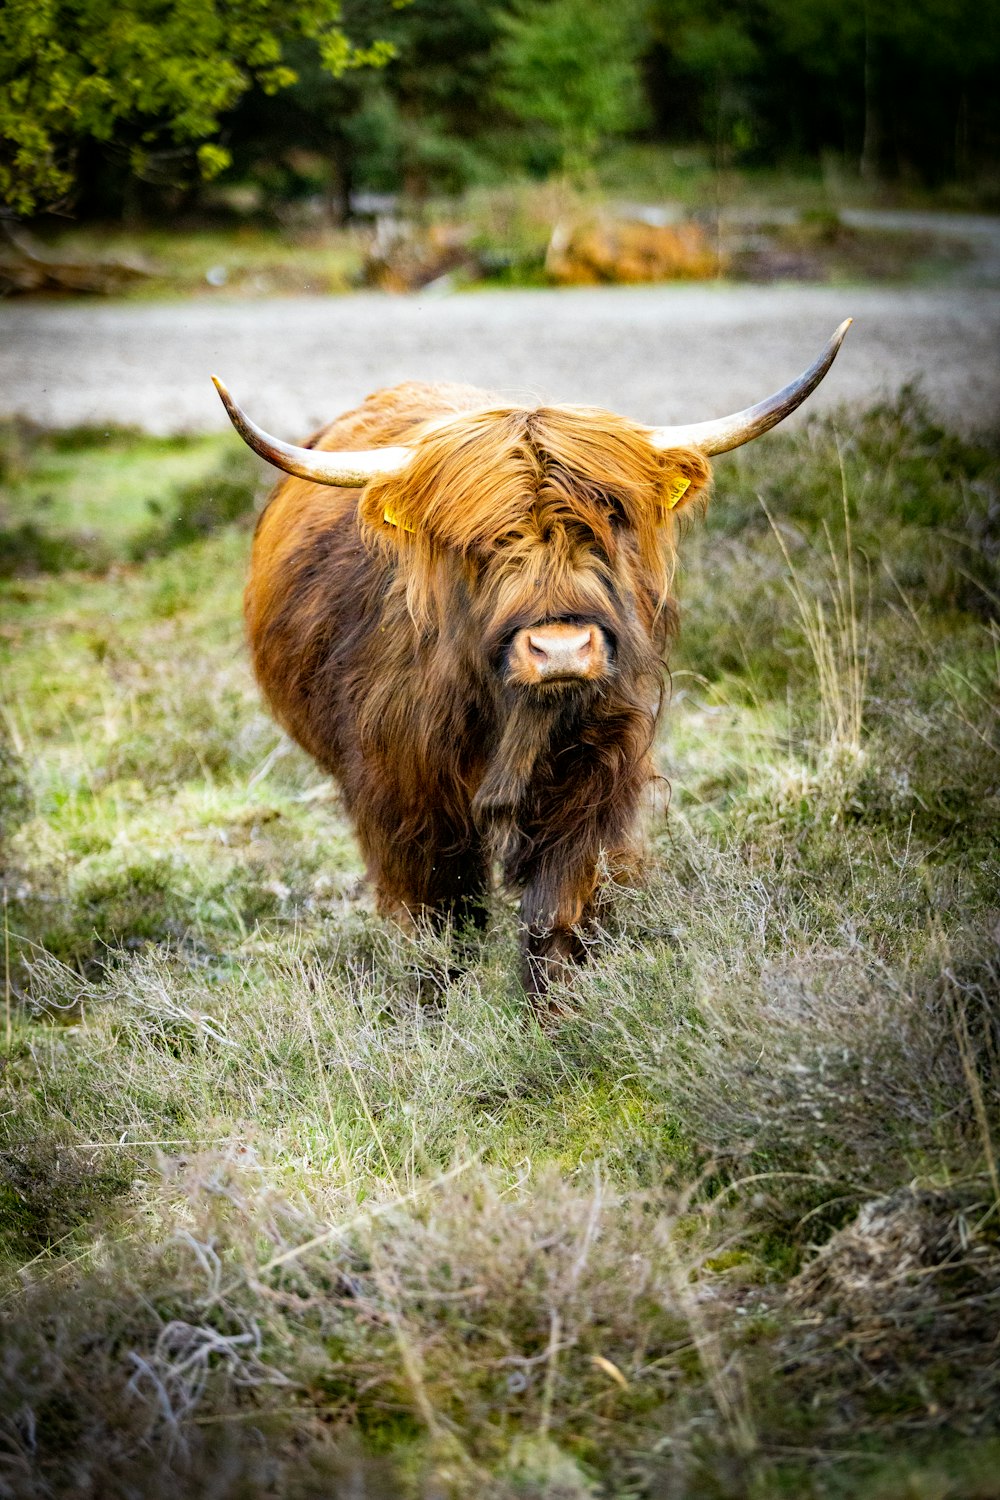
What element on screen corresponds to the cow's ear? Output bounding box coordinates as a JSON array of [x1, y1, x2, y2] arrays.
[[379, 501, 419, 537], [664, 473, 695, 511], [657, 450, 712, 519], [357, 483, 423, 546]]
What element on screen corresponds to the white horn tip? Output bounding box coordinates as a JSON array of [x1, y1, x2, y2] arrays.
[[211, 373, 232, 405], [211, 374, 246, 432]]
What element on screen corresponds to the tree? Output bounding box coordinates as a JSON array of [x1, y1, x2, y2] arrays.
[[664, 2, 760, 164], [228, 0, 501, 212], [649, 0, 1000, 181], [493, 0, 648, 176], [0, 0, 392, 216], [762, 0, 1000, 179]]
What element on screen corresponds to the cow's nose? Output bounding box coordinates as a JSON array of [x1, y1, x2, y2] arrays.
[[528, 626, 593, 674], [510, 623, 607, 683]]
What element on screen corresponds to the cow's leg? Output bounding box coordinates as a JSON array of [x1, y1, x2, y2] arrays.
[[519, 865, 597, 1011], [519, 840, 647, 1006], [507, 757, 650, 1013], [361, 816, 490, 937], [511, 839, 632, 1014], [355, 829, 488, 1001]]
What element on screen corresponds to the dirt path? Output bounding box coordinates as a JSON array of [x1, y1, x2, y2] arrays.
[[2, 282, 997, 436]]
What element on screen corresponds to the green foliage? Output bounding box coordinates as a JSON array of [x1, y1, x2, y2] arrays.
[[649, 0, 1000, 179], [0, 0, 392, 215], [384, 0, 501, 194], [494, 0, 649, 175], [667, 3, 760, 157], [5, 0, 998, 217], [224, 0, 500, 205]]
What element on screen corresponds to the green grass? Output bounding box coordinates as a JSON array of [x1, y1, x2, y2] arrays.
[[1, 394, 998, 1497], [0, 421, 268, 574]]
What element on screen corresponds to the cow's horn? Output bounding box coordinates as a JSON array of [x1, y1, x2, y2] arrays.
[[648, 319, 852, 456], [211, 376, 413, 486]]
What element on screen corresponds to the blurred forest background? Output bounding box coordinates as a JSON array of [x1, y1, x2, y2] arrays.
[[3, 0, 999, 296]]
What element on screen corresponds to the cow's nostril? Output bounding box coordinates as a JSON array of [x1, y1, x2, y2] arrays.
[[512, 624, 605, 682]]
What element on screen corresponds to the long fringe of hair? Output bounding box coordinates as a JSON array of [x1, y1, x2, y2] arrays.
[[357, 403, 711, 630]]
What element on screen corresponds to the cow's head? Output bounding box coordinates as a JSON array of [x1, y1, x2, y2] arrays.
[[356, 404, 711, 699], [213, 320, 850, 707]]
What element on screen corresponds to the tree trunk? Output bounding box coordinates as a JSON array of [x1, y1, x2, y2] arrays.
[[860, 6, 881, 182]]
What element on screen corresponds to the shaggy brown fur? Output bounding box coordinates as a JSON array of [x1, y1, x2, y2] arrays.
[[245, 381, 711, 1006]]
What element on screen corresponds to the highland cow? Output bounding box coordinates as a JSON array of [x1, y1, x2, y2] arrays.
[[214, 321, 850, 1006]]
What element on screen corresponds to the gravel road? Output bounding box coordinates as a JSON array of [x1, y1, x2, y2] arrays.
[[2, 282, 998, 437]]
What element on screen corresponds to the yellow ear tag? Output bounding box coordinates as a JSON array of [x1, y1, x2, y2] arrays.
[[666, 476, 691, 511], [383, 504, 416, 534]]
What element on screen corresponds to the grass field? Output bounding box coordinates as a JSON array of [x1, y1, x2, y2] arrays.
[[1, 395, 998, 1498]]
